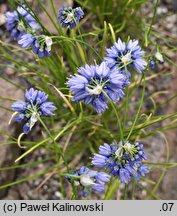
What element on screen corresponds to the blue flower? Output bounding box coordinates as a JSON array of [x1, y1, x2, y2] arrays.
[[18, 34, 53, 58], [92, 141, 149, 184], [66, 166, 110, 196], [119, 168, 132, 184], [18, 33, 34, 49], [67, 62, 130, 113], [135, 163, 149, 180], [5, 5, 40, 40], [104, 38, 147, 76], [12, 88, 56, 134], [58, 6, 84, 29], [149, 57, 156, 70]]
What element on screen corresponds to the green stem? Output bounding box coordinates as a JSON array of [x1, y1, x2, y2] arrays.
[[0, 167, 54, 190], [50, 35, 102, 60], [15, 113, 81, 164], [38, 117, 79, 199], [61, 173, 80, 179], [123, 87, 130, 131], [37, 116, 69, 172], [144, 161, 177, 167], [76, 23, 88, 62], [49, 0, 58, 21], [131, 179, 135, 200], [123, 184, 128, 200], [104, 176, 113, 199], [103, 91, 124, 142], [145, 0, 159, 47], [126, 75, 146, 141]]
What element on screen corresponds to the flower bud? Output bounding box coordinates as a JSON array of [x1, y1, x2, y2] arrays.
[[80, 174, 96, 187]]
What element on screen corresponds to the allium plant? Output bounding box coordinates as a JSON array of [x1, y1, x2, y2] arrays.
[[1, 0, 176, 200]]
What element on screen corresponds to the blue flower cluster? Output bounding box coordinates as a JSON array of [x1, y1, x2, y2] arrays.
[[58, 6, 84, 29], [12, 88, 56, 134], [18, 34, 53, 58], [67, 166, 110, 196], [5, 5, 53, 58], [104, 38, 147, 76], [5, 5, 40, 40], [67, 62, 130, 113], [92, 141, 149, 184], [6, 5, 84, 58], [67, 38, 147, 113]]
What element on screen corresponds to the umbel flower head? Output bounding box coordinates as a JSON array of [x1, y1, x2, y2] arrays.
[[104, 38, 147, 76], [18, 34, 53, 58], [12, 88, 56, 134], [67, 62, 130, 114], [66, 166, 110, 197], [58, 6, 84, 29], [92, 141, 149, 184], [5, 5, 40, 40]]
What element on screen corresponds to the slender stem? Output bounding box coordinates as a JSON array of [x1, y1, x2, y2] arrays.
[[38, 117, 79, 199], [131, 179, 135, 200], [123, 184, 128, 200], [103, 91, 124, 142], [36, 0, 60, 34], [60, 173, 81, 179], [104, 176, 113, 200], [79, 102, 84, 119], [76, 24, 88, 62], [126, 75, 146, 141], [50, 35, 102, 60], [145, 0, 159, 47], [15, 119, 80, 163], [123, 87, 129, 131], [37, 116, 69, 172], [144, 161, 177, 167], [49, 0, 58, 21]]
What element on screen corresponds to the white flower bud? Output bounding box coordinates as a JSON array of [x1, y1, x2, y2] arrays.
[[45, 36, 53, 46], [29, 112, 38, 130], [80, 174, 96, 187], [155, 52, 164, 62], [45, 36, 53, 52], [87, 85, 102, 95]]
